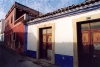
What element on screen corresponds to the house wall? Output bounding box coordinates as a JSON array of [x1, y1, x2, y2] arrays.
[[4, 8, 25, 53], [5, 17, 25, 52], [27, 18, 73, 66], [0, 33, 4, 42], [0, 19, 5, 42], [4, 2, 41, 54], [5, 9, 15, 32], [27, 9, 100, 67], [0, 21, 2, 41]]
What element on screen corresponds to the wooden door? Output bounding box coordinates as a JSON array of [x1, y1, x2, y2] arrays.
[[80, 30, 91, 67], [91, 30, 100, 67], [42, 29, 47, 59], [78, 21, 100, 67], [39, 27, 52, 61], [47, 28, 52, 60]]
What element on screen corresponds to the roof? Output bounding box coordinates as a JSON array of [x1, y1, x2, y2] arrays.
[[5, 2, 41, 19], [26, 0, 100, 24], [32, 0, 97, 19], [38, 0, 96, 18]]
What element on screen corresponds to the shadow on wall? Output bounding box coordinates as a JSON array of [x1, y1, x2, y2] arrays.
[[55, 42, 74, 67], [5, 23, 75, 67], [26, 32, 74, 67], [5, 32, 25, 53], [4, 19, 25, 54], [25, 32, 37, 58], [24, 30, 39, 56]]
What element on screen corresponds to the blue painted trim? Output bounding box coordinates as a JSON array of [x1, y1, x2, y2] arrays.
[[24, 24, 28, 54], [27, 2, 100, 25], [24, 49, 73, 67], [26, 50, 36, 58], [55, 54, 73, 67]]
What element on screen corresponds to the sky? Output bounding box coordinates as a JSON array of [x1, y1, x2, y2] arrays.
[[0, 0, 85, 19]]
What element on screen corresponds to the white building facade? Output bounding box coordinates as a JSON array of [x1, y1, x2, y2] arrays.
[[25, 1, 100, 67], [0, 19, 5, 42]]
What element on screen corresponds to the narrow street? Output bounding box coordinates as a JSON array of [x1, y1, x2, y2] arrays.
[[0, 43, 41, 67], [0, 43, 61, 67]]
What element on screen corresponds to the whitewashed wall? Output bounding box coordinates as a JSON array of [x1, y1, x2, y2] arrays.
[[0, 21, 2, 41], [27, 9, 100, 56], [27, 24, 38, 51], [0, 19, 5, 42]]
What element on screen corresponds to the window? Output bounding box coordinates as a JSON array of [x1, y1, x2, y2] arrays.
[[81, 23, 89, 30], [5, 23, 7, 27], [5, 20, 9, 27], [10, 33, 12, 42], [11, 16, 13, 23], [4, 35, 7, 44], [90, 22, 100, 29], [13, 32, 16, 41], [6, 34, 9, 45]]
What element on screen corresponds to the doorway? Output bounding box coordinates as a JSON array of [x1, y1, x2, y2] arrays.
[[77, 21, 100, 67], [39, 27, 52, 61]]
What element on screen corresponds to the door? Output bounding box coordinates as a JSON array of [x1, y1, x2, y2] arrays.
[[39, 27, 52, 61], [78, 21, 100, 67], [79, 29, 91, 67], [91, 30, 100, 67]]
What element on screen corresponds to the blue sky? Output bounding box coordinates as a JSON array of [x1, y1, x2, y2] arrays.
[[0, 0, 85, 19]]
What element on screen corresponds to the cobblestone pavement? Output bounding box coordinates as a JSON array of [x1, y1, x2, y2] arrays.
[[0, 43, 61, 67]]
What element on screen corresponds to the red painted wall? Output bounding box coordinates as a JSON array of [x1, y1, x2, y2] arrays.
[[4, 2, 40, 54], [4, 8, 25, 53]]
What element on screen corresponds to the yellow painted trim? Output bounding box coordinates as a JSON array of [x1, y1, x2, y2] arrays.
[[37, 23, 55, 64], [72, 13, 100, 67]]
